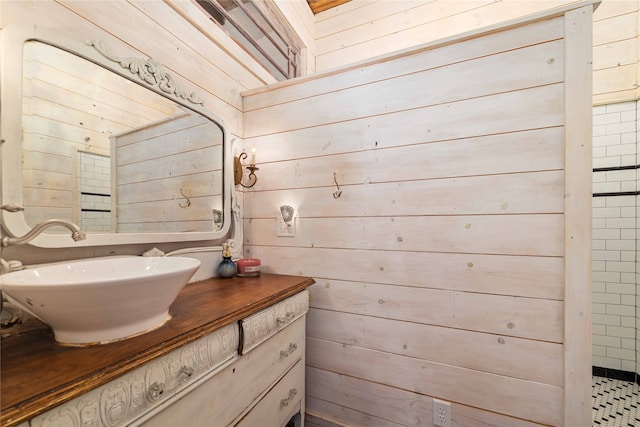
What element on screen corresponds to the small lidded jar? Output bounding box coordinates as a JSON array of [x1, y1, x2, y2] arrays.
[[235, 258, 261, 277]]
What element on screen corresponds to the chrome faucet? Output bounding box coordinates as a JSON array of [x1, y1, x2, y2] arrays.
[[1, 219, 86, 247]]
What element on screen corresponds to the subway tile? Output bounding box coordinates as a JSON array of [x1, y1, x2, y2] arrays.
[[594, 134, 621, 147], [593, 207, 621, 217], [620, 272, 636, 283], [593, 157, 621, 168], [593, 281, 606, 293], [593, 250, 620, 261], [606, 283, 636, 294], [593, 334, 621, 348], [594, 271, 621, 283], [594, 292, 620, 304], [621, 338, 636, 350], [620, 360, 636, 372], [620, 131, 637, 144], [593, 198, 607, 208], [593, 228, 620, 239], [594, 182, 620, 193], [607, 347, 636, 361], [592, 345, 607, 357], [607, 145, 636, 158], [606, 304, 635, 316], [592, 356, 621, 370], [593, 105, 607, 115], [593, 124, 608, 137], [605, 261, 636, 274], [606, 102, 637, 113], [605, 217, 636, 228], [606, 325, 636, 339], [593, 303, 607, 314], [607, 240, 635, 251], [620, 110, 636, 123], [594, 112, 621, 126], [594, 313, 622, 326], [621, 316, 636, 328], [606, 121, 637, 134]]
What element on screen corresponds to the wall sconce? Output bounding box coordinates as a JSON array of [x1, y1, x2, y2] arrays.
[[212, 209, 222, 230], [277, 205, 296, 237], [234, 146, 258, 188], [280, 205, 295, 224]]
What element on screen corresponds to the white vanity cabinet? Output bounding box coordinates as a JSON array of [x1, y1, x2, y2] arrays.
[[139, 290, 308, 427], [1, 275, 314, 427]]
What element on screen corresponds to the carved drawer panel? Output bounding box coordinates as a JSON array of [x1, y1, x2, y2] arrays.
[[30, 323, 239, 427], [240, 289, 309, 354], [139, 316, 306, 427], [233, 359, 304, 427]]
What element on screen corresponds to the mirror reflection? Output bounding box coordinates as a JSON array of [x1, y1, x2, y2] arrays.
[[21, 41, 224, 234]]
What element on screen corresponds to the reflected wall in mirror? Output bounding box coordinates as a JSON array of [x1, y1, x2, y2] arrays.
[[16, 39, 225, 239], [2, 26, 232, 247]]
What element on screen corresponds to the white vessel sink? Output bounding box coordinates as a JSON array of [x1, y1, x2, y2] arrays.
[[0, 256, 200, 345]]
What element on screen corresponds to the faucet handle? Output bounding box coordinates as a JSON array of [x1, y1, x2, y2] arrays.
[[1, 204, 24, 212]]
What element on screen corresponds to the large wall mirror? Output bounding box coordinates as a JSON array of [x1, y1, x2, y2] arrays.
[[1, 26, 232, 247]]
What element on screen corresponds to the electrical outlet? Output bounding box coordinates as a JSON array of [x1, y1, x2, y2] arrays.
[[277, 216, 295, 237], [433, 399, 452, 427]]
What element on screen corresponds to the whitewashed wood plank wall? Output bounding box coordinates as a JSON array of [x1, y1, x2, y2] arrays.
[[243, 3, 595, 425], [2, 0, 273, 240], [314, 0, 639, 105], [113, 114, 223, 232]]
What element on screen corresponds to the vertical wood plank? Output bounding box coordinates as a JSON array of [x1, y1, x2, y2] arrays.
[[563, 4, 594, 426]]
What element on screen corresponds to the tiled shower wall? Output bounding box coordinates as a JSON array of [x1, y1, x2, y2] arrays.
[[78, 152, 112, 232], [592, 100, 639, 376]]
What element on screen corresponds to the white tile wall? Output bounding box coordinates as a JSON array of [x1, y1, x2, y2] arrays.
[[592, 100, 638, 374], [79, 152, 112, 232]]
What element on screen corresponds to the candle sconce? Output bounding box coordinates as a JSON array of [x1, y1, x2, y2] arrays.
[[234, 151, 259, 188]]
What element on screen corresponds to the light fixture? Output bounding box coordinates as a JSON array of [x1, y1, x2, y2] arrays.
[[280, 205, 295, 223], [234, 146, 259, 188]]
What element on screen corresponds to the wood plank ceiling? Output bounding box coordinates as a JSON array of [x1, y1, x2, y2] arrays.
[[307, 0, 351, 14]]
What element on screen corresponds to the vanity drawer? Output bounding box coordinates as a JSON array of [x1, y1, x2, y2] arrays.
[[234, 359, 304, 427], [240, 289, 309, 354], [31, 322, 239, 427], [139, 316, 305, 427]]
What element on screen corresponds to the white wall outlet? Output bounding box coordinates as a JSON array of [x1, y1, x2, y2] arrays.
[[433, 399, 452, 427], [277, 216, 295, 237]]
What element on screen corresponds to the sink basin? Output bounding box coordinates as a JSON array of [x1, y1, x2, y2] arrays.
[[0, 256, 200, 345]]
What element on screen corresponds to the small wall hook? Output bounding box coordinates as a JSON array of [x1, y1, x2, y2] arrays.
[[178, 188, 191, 208], [332, 172, 342, 199]]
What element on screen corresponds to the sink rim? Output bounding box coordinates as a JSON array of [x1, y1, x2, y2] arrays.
[[0, 256, 201, 288], [0, 256, 201, 345]]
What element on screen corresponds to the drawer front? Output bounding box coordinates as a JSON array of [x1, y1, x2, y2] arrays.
[[241, 290, 309, 354], [31, 323, 239, 427], [139, 316, 305, 427], [234, 359, 304, 427]]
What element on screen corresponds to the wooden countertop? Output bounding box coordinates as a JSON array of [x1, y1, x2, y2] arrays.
[[0, 273, 315, 427]]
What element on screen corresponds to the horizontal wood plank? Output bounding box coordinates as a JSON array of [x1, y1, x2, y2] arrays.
[[245, 170, 565, 217], [248, 251, 564, 300], [246, 214, 564, 257], [307, 308, 564, 384], [306, 338, 563, 425], [307, 367, 547, 427], [246, 16, 564, 111]]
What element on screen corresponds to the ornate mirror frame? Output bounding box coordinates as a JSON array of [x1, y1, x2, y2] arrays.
[[0, 25, 233, 247]]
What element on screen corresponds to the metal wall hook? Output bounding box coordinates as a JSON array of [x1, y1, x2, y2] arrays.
[[332, 172, 342, 199], [178, 188, 191, 208]]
